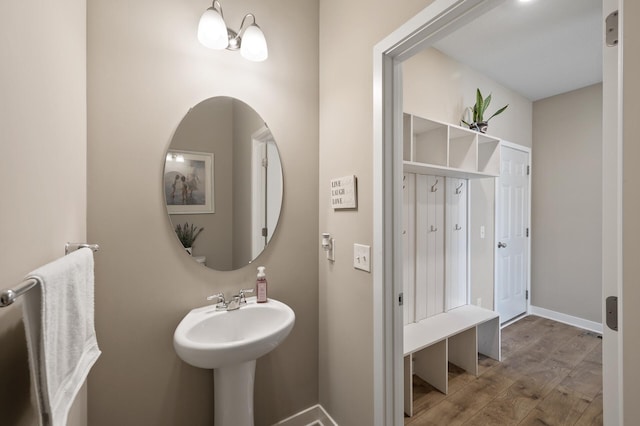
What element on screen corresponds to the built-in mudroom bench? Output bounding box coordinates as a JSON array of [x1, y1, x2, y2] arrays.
[[403, 305, 500, 416], [402, 113, 502, 417]]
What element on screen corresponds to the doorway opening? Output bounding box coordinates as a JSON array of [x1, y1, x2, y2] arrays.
[[372, 0, 616, 424]]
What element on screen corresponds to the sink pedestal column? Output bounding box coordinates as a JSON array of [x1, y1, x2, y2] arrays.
[[213, 360, 256, 426]]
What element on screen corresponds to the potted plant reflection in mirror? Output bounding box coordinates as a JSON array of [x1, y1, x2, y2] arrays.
[[175, 222, 204, 255]]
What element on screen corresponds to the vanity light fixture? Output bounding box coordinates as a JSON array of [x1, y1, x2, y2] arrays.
[[197, 1, 268, 62]]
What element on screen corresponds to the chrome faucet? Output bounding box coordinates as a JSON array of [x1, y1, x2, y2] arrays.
[[206, 289, 254, 311], [226, 288, 255, 311], [226, 294, 242, 311], [206, 292, 228, 311], [238, 288, 254, 304]]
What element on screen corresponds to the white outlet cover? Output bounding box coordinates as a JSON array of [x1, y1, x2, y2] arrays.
[[353, 243, 371, 272]]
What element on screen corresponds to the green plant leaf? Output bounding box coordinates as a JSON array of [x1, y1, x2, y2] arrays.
[[487, 104, 509, 121], [475, 89, 483, 122], [461, 119, 470, 127], [483, 93, 492, 117]]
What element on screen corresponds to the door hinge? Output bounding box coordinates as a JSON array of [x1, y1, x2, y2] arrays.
[[399, 292, 404, 306], [606, 10, 619, 47], [526, 165, 530, 176], [606, 296, 618, 331], [526, 227, 529, 237], [261, 227, 268, 237], [526, 290, 529, 300]]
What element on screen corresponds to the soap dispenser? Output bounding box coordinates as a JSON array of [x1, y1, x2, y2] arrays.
[[256, 266, 268, 303]]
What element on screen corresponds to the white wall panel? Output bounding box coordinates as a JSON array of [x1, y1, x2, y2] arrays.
[[415, 174, 429, 321], [405, 173, 446, 323], [446, 178, 468, 310], [425, 176, 445, 317]]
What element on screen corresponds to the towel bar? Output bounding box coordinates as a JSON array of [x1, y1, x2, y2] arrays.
[[0, 243, 99, 308]]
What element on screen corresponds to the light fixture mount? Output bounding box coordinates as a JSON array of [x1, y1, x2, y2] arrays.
[[198, 1, 268, 62], [226, 28, 240, 50]]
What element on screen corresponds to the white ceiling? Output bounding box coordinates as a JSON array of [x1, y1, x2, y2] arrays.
[[432, 0, 603, 101]]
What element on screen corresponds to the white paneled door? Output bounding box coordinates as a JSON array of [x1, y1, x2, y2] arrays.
[[496, 145, 530, 323]]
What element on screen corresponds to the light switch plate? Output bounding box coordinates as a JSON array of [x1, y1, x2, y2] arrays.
[[353, 244, 371, 272]]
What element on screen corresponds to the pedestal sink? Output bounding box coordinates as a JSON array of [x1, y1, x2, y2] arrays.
[[174, 297, 295, 426]]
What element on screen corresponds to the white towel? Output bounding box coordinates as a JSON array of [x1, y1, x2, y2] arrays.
[[22, 247, 101, 426]]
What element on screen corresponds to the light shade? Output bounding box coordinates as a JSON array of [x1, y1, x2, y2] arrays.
[[198, 7, 229, 50], [240, 24, 268, 62]]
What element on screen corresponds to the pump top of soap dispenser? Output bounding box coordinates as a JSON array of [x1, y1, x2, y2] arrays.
[[257, 266, 266, 278]]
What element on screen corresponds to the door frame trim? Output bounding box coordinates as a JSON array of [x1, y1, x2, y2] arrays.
[[493, 141, 531, 323]]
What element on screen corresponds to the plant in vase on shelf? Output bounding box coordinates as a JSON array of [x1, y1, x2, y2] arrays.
[[461, 88, 508, 133], [175, 222, 204, 255]]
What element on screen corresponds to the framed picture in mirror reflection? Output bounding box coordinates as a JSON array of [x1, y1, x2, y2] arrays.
[[164, 150, 214, 214]]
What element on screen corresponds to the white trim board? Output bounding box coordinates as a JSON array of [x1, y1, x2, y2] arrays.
[[273, 404, 338, 426], [529, 305, 603, 334]]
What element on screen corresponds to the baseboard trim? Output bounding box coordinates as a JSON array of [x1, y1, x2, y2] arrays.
[[273, 404, 338, 426], [500, 312, 528, 329], [529, 305, 603, 334]]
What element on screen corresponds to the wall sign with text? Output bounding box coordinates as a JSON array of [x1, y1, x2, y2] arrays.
[[331, 175, 357, 209]]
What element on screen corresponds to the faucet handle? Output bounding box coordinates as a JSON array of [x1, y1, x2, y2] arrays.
[[238, 288, 254, 303], [207, 293, 228, 310], [206, 292, 225, 302]]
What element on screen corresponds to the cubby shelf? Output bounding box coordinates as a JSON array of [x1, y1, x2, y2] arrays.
[[403, 114, 501, 178], [402, 113, 503, 418], [403, 305, 501, 417]]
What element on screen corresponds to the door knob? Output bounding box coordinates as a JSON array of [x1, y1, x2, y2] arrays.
[[498, 242, 507, 248]]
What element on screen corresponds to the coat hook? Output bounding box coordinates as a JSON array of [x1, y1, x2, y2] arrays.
[[430, 225, 438, 232], [455, 182, 464, 195], [455, 224, 462, 231], [431, 178, 439, 192]]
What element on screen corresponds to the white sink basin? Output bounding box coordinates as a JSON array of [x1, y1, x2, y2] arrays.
[[174, 297, 295, 369]]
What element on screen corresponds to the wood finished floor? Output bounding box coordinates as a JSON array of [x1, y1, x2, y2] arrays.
[[405, 315, 603, 425]]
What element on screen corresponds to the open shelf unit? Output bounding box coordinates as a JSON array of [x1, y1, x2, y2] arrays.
[[402, 113, 504, 418], [403, 114, 501, 178]]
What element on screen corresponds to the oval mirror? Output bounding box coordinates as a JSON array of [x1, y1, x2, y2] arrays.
[[163, 97, 283, 271]]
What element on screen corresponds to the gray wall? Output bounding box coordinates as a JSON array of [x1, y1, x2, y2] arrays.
[[0, 0, 88, 425], [403, 48, 533, 148], [87, 0, 319, 424], [318, 1, 434, 424], [531, 83, 603, 323]]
